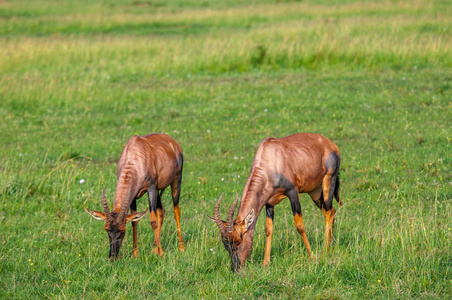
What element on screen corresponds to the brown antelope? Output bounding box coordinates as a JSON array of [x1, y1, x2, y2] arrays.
[[85, 133, 185, 258], [211, 133, 342, 272]]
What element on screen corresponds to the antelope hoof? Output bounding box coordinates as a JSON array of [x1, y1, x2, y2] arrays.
[[153, 247, 165, 256], [324, 238, 333, 250], [309, 253, 317, 261], [132, 250, 139, 258], [178, 244, 186, 252]]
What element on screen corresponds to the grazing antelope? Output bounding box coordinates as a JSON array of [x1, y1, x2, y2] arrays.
[[211, 133, 342, 272], [85, 133, 185, 258]]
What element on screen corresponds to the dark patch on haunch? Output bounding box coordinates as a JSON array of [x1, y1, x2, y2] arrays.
[[324, 151, 340, 174], [177, 152, 184, 169], [320, 151, 340, 211]]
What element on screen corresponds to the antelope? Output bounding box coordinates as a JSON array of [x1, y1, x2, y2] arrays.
[[211, 133, 342, 272], [85, 133, 185, 258]]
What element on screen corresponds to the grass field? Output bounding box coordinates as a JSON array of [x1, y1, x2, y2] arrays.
[[1, 0, 451, 298]]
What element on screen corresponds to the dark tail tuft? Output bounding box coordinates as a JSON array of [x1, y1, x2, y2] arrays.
[[334, 173, 342, 206]]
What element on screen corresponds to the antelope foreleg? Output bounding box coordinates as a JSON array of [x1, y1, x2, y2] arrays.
[[148, 185, 164, 256], [150, 210, 164, 256], [132, 221, 139, 257], [263, 205, 274, 266], [130, 199, 139, 258], [287, 189, 313, 258], [294, 213, 313, 258]]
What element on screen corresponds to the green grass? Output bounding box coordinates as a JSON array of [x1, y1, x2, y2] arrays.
[[1, 0, 451, 298]]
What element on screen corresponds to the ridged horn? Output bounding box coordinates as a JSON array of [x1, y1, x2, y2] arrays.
[[213, 193, 228, 238], [101, 187, 110, 213], [101, 187, 114, 223], [226, 192, 238, 233]]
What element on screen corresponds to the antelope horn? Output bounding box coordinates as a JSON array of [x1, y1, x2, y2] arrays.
[[226, 192, 238, 233], [213, 194, 228, 238], [101, 187, 114, 223], [101, 187, 110, 214]]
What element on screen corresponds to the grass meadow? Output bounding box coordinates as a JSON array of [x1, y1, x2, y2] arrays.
[[1, 0, 451, 298]]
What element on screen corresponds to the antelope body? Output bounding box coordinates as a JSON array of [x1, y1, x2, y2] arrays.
[[85, 133, 185, 258], [212, 133, 342, 272]]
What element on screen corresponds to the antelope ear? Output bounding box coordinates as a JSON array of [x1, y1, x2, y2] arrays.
[[244, 209, 255, 231], [125, 211, 148, 223], [84, 208, 107, 221]]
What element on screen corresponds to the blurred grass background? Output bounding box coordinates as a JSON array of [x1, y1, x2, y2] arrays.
[[0, 0, 451, 298]]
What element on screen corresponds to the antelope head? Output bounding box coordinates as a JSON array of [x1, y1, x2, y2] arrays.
[[210, 194, 255, 272], [84, 188, 147, 258]]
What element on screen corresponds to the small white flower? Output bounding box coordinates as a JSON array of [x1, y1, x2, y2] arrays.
[[402, 76, 406, 80], [234, 156, 238, 160], [264, 108, 268, 112], [221, 178, 224, 181], [79, 179, 85, 184], [238, 175, 240, 178], [106, 75, 110, 80], [207, 129, 210, 133], [210, 248, 213, 251]]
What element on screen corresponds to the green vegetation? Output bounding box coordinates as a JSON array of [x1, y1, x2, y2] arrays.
[[1, 0, 451, 298]]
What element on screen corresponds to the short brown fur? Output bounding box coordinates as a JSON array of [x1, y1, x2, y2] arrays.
[[212, 133, 341, 272], [85, 133, 185, 258]]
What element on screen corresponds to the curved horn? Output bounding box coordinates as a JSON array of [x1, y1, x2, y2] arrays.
[[213, 193, 228, 238], [101, 187, 114, 223], [226, 192, 238, 233], [101, 187, 110, 214]]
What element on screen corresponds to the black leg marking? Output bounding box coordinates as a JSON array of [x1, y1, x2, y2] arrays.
[[147, 183, 158, 213], [172, 176, 182, 207], [156, 189, 164, 210], [130, 198, 137, 212], [266, 204, 274, 220], [286, 188, 301, 216]]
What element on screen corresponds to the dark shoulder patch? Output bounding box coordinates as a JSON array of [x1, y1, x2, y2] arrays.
[[272, 172, 295, 192]]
